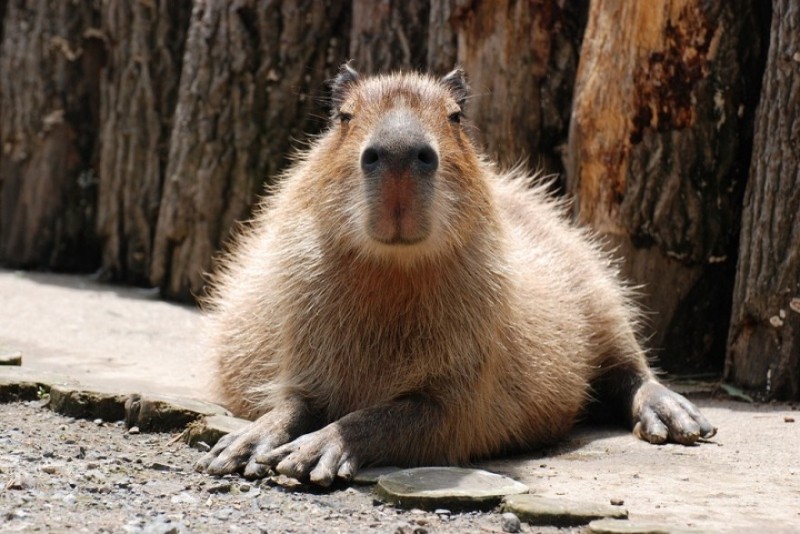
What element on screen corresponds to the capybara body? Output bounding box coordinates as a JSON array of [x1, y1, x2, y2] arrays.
[[198, 66, 715, 485]]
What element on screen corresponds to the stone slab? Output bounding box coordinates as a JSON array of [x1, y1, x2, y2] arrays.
[[502, 494, 628, 527], [588, 518, 695, 534], [49, 383, 131, 421], [0, 367, 77, 402], [0, 350, 22, 366], [374, 467, 529, 512], [185, 414, 250, 448], [352, 466, 404, 485], [125, 393, 232, 432]]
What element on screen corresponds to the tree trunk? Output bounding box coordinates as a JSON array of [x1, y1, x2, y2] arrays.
[[349, 0, 588, 175], [150, 1, 349, 301], [566, 0, 769, 373], [349, 0, 429, 73], [726, 0, 800, 400], [95, 0, 192, 286], [448, 0, 588, 174], [0, 0, 104, 271]]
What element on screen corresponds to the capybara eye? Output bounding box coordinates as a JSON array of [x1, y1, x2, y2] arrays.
[[339, 112, 353, 124], [448, 111, 461, 124]]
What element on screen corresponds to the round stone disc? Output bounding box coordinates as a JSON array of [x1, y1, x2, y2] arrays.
[[374, 467, 529, 512]]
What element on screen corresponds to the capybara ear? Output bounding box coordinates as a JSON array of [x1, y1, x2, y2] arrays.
[[441, 68, 469, 109], [329, 62, 359, 116]]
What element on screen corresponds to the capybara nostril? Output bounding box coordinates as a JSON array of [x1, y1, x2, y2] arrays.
[[361, 146, 380, 173], [416, 144, 438, 172]]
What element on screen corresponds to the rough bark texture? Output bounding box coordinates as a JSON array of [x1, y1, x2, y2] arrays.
[[95, 0, 192, 286], [348, 1, 588, 175], [349, 0, 429, 73], [566, 0, 768, 373], [0, 0, 104, 270], [425, 0, 458, 74], [449, 0, 588, 174], [726, 0, 800, 400], [150, 1, 349, 301]]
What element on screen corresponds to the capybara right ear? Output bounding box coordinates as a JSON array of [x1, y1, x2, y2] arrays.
[[441, 68, 469, 109], [329, 62, 359, 116]]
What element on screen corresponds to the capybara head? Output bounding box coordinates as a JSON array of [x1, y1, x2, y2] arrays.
[[306, 64, 491, 266]]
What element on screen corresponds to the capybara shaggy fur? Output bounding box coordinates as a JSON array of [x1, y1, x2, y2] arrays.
[[196, 65, 716, 486]]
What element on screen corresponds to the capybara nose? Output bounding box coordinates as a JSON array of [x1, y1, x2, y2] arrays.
[[360, 108, 439, 177], [360, 142, 439, 175]]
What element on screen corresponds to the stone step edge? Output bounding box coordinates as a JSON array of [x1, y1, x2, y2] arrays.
[[0, 366, 247, 448]]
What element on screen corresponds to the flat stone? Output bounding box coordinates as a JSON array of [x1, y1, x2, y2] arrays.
[[185, 414, 250, 448], [49, 383, 131, 421], [374, 467, 529, 512], [352, 466, 404, 485], [0, 350, 22, 366], [124, 393, 231, 432], [502, 495, 628, 527], [588, 518, 693, 534], [0, 367, 77, 403]]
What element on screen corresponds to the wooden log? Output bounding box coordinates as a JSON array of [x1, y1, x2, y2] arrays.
[[150, 1, 349, 301], [726, 0, 800, 400], [95, 0, 192, 286], [0, 0, 104, 270], [566, 0, 769, 372], [349, 0, 429, 73], [448, 0, 588, 173]]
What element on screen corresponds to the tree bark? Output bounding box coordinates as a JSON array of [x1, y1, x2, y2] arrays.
[[150, 1, 349, 301], [566, 0, 768, 372], [0, 0, 104, 270], [349, 0, 429, 73], [448, 0, 588, 174], [348, 1, 588, 175], [726, 0, 800, 400], [95, 0, 192, 286]]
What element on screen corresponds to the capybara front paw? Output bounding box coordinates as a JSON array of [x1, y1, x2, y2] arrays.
[[632, 380, 717, 445], [195, 424, 283, 479], [255, 427, 358, 487]]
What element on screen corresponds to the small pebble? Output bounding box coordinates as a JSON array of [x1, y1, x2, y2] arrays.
[[434, 509, 451, 515], [501, 511, 521, 533], [128, 426, 140, 435], [149, 461, 173, 472], [785, 417, 795, 423], [40, 465, 58, 475], [610, 498, 625, 506], [6, 477, 26, 490], [208, 482, 232, 494], [239, 483, 251, 492], [93, 418, 103, 425]]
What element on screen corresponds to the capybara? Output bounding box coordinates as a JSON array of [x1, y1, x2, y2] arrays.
[[195, 65, 716, 486]]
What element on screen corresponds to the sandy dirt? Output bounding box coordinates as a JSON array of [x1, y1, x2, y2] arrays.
[[1, 269, 799, 532]]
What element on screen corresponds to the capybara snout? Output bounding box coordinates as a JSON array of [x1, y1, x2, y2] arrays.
[[361, 108, 439, 245]]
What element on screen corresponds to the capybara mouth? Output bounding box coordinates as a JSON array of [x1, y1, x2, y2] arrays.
[[371, 234, 428, 246]]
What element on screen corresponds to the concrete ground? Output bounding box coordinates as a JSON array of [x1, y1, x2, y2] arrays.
[[1, 268, 798, 532]]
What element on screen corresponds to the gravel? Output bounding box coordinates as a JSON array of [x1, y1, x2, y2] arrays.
[[0, 401, 578, 533]]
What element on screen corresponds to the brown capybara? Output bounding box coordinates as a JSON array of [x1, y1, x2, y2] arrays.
[[195, 65, 716, 486]]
